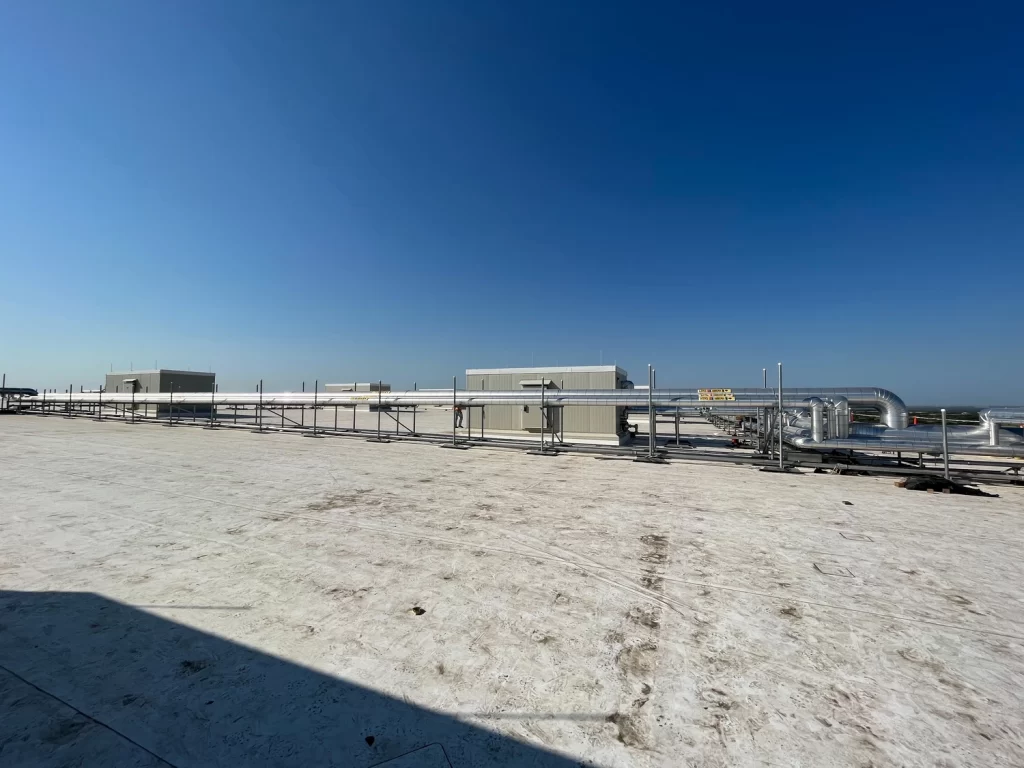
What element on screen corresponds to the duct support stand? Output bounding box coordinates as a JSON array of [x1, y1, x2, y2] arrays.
[[633, 454, 668, 464], [203, 385, 217, 429], [526, 449, 559, 457], [303, 379, 323, 437]]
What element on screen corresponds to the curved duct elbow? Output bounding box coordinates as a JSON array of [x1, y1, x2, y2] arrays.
[[778, 388, 908, 429], [979, 407, 1024, 426], [976, 408, 1024, 447], [855, 388, 908, 430]]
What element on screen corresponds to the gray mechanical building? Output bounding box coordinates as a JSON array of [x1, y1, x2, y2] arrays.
[[105, 369, 216, 417], [465, 365, 630, 444]]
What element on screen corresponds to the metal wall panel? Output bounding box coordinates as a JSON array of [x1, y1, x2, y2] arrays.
[[467, 368, 624, 437], [158, 372, 216, 394], [105, 371, 215, 417]]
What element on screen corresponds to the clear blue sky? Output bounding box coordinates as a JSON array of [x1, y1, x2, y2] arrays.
[[1, 2, 1021, 404]]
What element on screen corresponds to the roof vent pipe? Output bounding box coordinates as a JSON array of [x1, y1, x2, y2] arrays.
[[807, 398, 825, 443], [832, 396, 850, 439]]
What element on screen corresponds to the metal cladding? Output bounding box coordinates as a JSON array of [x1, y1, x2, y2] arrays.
[[23, 386, 910, 426], [979, 407, 1024, 425], [789, 436, 1024, 458], [976, 409, 1024, 448], [807, 398, 825, 443], [787, 422, 1024, 457], [21, 385, 1024, 457], [832, 396, 851, 439]]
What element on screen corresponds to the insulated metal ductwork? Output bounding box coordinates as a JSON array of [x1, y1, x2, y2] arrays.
[[831, 397, 850, 439], [21, 386, 910, 426], [807, 398, 825, 443], [787, 421, 1024, 457], [978, 408, 1024, 447], [21, 386, 1022, 456], [789, 436, 1024, 458]]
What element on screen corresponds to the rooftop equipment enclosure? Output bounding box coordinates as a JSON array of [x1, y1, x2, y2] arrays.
[[466, 365, 628, 445], [104, 369, 215, 417]]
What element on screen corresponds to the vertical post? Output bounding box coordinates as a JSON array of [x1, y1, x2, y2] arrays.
[[540, 378, 546, 451], [762, 367, 768, 455], [68, 384, 72, 417], [377, 380, 383, 440], [648, 364, 654, 458], [1, 373, 4, 411], [131, 385, 135, 424], [312, 380, 318, 435], [940, 408, 950, 481], [412, 382, 417, 435], [334, 404, 338, 431], [480, 379, 484, 440], [560, 378, 564, 444], [761, 368, 770, 456], [301, 381, 305, 428], [777, 363, 784, 470], [451, 375, 457, 446], [353, 395, 357, 431], [206, 382, 216, 428], [97, 385, 103, 421], [258, 380, 263, 431], [675, 407, 680, 446]]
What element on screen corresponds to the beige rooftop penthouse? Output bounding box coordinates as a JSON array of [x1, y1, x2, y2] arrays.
[[466, 365, 629, 445]]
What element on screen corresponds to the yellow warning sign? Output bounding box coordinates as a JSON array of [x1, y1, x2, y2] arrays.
[[698, 388, 735, 401]]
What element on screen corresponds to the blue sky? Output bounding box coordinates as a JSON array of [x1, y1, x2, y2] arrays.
[[1, 2, 1021, 404]]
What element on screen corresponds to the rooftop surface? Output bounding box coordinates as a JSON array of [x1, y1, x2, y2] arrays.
[[1, 416, 1022, 767]]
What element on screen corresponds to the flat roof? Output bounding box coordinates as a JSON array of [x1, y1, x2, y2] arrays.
[[108, 369, 215, 377], [466, 365, 627, 376], [5, 416, 1022, 766]]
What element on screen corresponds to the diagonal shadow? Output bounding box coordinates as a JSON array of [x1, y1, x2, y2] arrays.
[[0, 590, 589, 767]]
